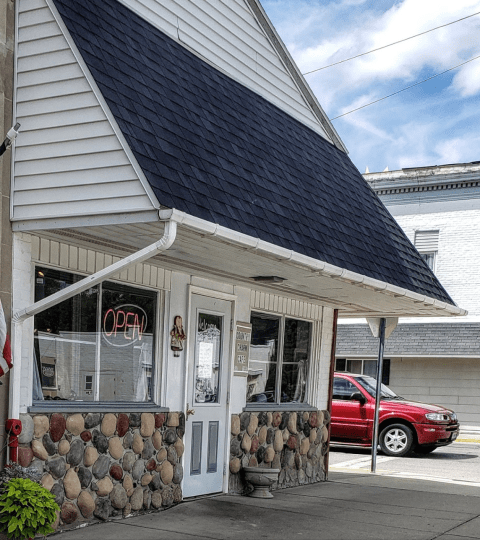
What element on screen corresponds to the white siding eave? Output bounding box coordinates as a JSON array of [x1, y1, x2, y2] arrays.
[[13, 0, 161, 228]]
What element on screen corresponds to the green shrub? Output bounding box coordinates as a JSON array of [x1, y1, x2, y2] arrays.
[[0, 477, 59, 540]]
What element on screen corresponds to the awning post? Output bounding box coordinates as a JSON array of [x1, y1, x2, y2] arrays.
[[371, 317, 386, 473]]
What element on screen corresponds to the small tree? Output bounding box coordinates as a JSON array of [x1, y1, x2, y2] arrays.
[[0, 477, 59, 540]]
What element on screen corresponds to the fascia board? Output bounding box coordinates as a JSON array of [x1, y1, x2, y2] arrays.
[[159, 208, 468, 317]]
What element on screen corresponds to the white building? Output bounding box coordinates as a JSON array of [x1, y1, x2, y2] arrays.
[[4, 0, 464, 530], [337, 162, 480, 427]]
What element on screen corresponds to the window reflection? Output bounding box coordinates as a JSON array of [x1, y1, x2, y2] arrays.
[[247, 314, 311, 404], [33, 267, 156, 403]]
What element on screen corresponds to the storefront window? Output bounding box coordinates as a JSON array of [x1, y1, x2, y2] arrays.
[[33, 267, 157, 403], [247, 313, 311, 404]]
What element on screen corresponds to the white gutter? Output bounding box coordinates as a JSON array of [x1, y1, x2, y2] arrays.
[[9, 220, 177, 420], [159, 208, 466, 317]]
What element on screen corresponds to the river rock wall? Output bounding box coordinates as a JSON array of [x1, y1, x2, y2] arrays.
[[228, 409, 330, 493], [16, 411, 184, 531]]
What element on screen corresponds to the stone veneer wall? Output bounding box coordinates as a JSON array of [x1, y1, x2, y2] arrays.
[[229, 409, 330, 493], [15, 411, 184, 531]]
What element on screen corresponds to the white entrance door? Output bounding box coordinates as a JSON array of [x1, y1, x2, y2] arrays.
[[183, 294, 232, 498]]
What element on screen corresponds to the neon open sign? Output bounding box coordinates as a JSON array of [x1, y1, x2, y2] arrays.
[[103, 304, 147, 347]]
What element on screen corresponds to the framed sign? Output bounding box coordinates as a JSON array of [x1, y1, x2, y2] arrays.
[[234, 322, 252, 375]]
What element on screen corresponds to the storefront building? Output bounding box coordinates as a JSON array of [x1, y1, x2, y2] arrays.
[[7, 0, 464, 531]]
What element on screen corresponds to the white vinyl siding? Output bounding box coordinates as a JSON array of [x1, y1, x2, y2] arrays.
[[30, 235, 172, 290], [389, 357, 480, 426], [119, 0, 331, 139], [14, 0, 157, 223]]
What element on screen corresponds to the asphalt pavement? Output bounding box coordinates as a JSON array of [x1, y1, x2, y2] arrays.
[[51, 469, 480, 540]]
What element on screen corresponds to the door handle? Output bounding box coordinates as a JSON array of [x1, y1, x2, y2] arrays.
[[186, 403, 195, 420]]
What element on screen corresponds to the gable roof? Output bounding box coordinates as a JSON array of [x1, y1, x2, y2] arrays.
[[51, 0, 455, 306]]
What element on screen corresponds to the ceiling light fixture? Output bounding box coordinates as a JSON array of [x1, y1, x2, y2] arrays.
[[252, 276, 286, 283]]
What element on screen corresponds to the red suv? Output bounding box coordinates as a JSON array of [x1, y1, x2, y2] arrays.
[[331, 372, 460, 456]]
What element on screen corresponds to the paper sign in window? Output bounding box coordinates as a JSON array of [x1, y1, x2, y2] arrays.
[[198, 342, 214, 378]]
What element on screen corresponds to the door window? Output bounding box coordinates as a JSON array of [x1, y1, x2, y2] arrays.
[[194, 313, 222, 404], [333, 378, 361, 400]]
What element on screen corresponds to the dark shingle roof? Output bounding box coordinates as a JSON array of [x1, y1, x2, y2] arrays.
[[52, 0, 454, 305], [336, 324, 480, 356]]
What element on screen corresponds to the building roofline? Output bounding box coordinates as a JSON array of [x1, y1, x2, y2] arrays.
[[364, 161, 480, 195]]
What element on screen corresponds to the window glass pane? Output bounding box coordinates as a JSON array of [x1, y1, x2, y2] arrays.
[[100, 282, 156, 402], [332, 377, 360, 400], [281, 319, 311, 403], [247, 315, 279, 403], [335, 358, 346, 371], [34, 267, 157, 403], [421, 252, 436, 271], [346, 359, 362, 374], [363, 360, 377, 377], [194, 313, 222, 404], [34, 267, 98, 401]]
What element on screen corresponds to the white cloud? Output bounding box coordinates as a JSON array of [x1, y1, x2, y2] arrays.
[[263, 0, 480, 172], [451, 59, 480, 96]]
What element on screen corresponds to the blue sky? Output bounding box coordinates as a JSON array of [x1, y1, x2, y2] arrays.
[[262, 0, 480, 174]]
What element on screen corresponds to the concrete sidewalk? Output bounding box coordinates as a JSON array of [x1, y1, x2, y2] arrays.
[[52, 471, 480, 540]]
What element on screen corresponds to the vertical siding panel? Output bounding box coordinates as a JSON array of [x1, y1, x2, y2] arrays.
[[156, 267, 165, 289], [104, 254, 113, 268], [59, 243, 69, 267], [268, 294, 275, 311], [286, 297, 291, 316], [95, 252, 105, 272], [31, 235, 40, 260], [143, 264, 151, 286], [39, 238, 50, 263], [120, 269, 128, 281], [127, 266, 136, 282], [250, 289, 256, 308], [69, 245, 78, 270], [164, 270, 171, 290], [78, 248, 87, 272], [149, 265, 158, 288], [273, 295, 279, 313], [50, 241, 59, 266], [86, 250, 96, 273], [135, 264, 143, 284]]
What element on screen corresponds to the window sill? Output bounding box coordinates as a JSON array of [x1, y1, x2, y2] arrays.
[[28, 402, 169, 413], [243, 403, 317, 412]]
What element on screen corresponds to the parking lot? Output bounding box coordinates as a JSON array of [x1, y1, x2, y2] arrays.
[[329, 441, 480, 485]]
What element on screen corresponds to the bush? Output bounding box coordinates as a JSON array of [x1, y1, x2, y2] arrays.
[[0, 477, 59, 540]]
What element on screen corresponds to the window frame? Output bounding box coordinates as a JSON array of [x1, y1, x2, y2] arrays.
[[245, 310, 315, 410], [29, 264, 167, 412]]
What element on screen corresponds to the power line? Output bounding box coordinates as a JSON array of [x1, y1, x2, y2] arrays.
[[330, 53, 480, 120], [303, 10, 480, 76]]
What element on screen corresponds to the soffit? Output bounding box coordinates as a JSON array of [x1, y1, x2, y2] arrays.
[[35, 223, 465, 319]]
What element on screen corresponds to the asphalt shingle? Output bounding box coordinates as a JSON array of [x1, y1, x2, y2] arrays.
[[52, 0, 454, 305]]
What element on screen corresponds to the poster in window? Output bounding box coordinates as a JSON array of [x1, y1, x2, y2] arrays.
[[41, 360, 56, 388], [234, 322, 252, 376]]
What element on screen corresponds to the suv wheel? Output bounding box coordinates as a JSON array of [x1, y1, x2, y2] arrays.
[[379, 424, 414, 457]]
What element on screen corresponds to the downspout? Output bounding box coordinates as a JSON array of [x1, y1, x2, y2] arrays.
[[8, 220, 177, 427]]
